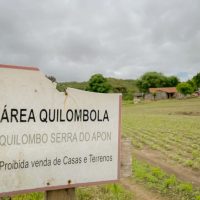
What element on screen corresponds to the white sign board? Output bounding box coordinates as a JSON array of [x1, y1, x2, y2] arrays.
[[0, 64, 121, 196]]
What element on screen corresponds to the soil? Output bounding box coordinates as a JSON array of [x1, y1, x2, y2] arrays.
[[132, 148, 200, 186], [174, 111, 200, 116]]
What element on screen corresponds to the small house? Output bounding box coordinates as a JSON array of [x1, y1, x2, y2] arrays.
[[148, 87, 177, 100]]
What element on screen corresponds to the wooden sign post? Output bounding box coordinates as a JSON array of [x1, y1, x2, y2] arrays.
[[46, 188, 75, 200]]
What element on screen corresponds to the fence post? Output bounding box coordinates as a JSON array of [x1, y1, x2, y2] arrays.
[[120, 138, 132, 178], [45, 188, 75, 200]]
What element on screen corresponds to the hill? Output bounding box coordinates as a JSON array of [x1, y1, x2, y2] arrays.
[[57, 78, 138, 100], [57, 81, 88, 92], [107, 78, 138, 100]]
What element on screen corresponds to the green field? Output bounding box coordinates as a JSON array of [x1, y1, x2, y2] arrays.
[[123, 97, 200, 200], [123, 97, 200, 170]]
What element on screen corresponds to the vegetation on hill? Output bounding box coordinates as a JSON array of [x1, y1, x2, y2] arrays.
[[55, 71, 200, 100], [57, 75, 138, 100], [57, 81, 88, 91], [107, 77, 138, 100]]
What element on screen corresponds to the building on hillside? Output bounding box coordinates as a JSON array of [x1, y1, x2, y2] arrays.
[[146, 87, 177, 100]]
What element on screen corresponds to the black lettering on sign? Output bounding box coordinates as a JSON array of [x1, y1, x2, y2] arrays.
[[0, 106, 36, 123], [0, 105, 9, 122], [0, 106, 110, 123]]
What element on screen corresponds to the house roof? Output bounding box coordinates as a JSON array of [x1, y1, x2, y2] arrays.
[[149, 87, 177, 93]]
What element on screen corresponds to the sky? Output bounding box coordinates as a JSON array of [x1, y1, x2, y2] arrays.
[[0, 0, 200, 82]]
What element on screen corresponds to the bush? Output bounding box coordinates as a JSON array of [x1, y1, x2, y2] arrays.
[[123, 92, 133, 101], [86, 74, 111, 93], [176, 82, 194, 96]]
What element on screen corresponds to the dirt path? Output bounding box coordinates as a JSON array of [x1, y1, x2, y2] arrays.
[[120, 178, 168, 200], [133, 148, 200, 186]]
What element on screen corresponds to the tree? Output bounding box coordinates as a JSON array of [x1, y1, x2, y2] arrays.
[[136, 72, 163, 92], [46, 75, 56, 83], [113, 86, 127, 93], [187, 79, 196, 91], [176, 82, 194, 96], [192, 72, 200, 89], [167, 76, 180, 87], [136, 72, 179, 93], [86, 74, 111, 93]]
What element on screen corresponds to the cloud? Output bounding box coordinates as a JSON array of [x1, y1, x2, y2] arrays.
[[0, 0, 200, 81]]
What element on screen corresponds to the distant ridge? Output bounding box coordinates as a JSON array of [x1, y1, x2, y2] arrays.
[[57, 77, 138, 100]]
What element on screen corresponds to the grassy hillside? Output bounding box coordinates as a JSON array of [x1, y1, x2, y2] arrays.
[[57, 78, 138, 100], [107, 78, 138, 100]]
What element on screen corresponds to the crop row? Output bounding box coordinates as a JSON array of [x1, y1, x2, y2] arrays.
[[123, 124, 200, 170]]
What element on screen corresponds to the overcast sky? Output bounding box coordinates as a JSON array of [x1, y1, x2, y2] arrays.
[[0, 0, 200, 82]]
